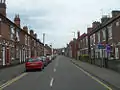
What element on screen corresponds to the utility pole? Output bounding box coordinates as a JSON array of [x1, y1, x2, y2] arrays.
[[43, 33, 45, 56], [72, 32, 75, 38]]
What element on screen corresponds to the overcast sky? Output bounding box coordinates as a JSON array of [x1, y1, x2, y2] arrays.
[[6, 0, 120, 48]]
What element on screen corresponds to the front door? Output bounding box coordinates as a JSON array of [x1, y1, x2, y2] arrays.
[[6, 47, 10, 65]]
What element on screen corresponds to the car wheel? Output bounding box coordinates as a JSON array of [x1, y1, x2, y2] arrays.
[[42, 66, 44, 69], [39, 67, 43, 71], [26, 69, 29, 72]]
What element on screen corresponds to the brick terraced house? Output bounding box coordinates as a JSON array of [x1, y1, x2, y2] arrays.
[[0, 0, 45, 67], [66, 10, 120, 72]]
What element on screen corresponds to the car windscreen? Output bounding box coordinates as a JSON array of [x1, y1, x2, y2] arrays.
[[27, 58, 40, 62], [40, 57, 46, 61]]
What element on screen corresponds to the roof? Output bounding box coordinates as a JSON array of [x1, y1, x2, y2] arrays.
[[79, 33, 87, 40], [0, 13, 44, 45], [89, 13, 120, 36]]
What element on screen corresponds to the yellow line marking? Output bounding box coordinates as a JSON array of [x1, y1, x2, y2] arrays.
[[0, 73, 28, 89], [72, 63, 112, 90]]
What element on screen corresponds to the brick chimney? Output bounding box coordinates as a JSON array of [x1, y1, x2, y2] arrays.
[[92, 21, 100, 29], [87, 27, 92, 33], [101, 15, 110, 23], [14, 14, 21, 27], [34, 33, 37, 38], [112, 10, 120, 17], [23, 26, 28, 33], [0, 0, 6, 16], [77, 31, 80, 38], [30, 30, 34, 36]]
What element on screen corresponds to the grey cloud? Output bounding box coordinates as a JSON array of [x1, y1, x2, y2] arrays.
[[6, 0, 120, 48]]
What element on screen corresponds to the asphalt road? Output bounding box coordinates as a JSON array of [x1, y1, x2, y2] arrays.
[[2, 56, 110, 90]]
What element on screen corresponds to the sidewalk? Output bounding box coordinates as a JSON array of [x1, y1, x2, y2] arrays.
[[71, 59, 120, 90], [0, 63, 25, 86]]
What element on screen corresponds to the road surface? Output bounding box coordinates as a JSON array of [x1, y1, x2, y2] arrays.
[[1, 56, 111, 90]]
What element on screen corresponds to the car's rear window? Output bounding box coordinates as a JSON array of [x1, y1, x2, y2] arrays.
[[27, 58, 39, 62]]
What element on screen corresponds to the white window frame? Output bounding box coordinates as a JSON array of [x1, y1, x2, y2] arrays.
[[90, 36, 92, 46], [116, 21, 119, 27], [25, 35, 27, 45], [10, 26, 15, 41], [93, 34, 95, 44], [107, 25, 112, 40], [16, 31, 20, 41], [102, 29, 106, 41], [98, 31, 100, 43]]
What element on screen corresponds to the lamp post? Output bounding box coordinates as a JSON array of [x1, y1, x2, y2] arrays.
[[43, 33, 45, 56]]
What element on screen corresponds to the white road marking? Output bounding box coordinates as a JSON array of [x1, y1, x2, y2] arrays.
[[0, 73, 28, 89], [55, 59, 59, 67], [50, 78, 54, 87], [54, 68, 56, 72], [72, 63, 112, 90]]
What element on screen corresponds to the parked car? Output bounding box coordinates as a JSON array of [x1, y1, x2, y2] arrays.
[[25, 58, 44, 72], [37, 56, 48, 67], [46, 56, 51, 64], [46, 55, 52, 62]]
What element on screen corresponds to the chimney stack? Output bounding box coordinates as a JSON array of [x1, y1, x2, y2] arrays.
[[87, 27, 92, 33], [14, 14, 21, 27], [77, 31, 80, 38], [92, 21, 100, 29], [23, 26, 28, 33], [101, 15, 110, 23], [0, 0, 6, 16], [34, 33, 37, 38], [112, 10, 120, 17], [30, 30, 34, 36]]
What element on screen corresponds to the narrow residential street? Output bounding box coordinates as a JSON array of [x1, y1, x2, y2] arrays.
[[1, 56, 112, 90]]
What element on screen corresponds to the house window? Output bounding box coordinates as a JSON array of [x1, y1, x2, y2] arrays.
[[25, 35, 27, 45], [28, 37, 30, 46], [16, 29, 20, 42], [102, 29, 106, 41], [116, 21, 119, 26], [10, 26, 15, 41], [16, 31, 20, 41], [107, 25, 112, 39], [16, 46, 19, 59], [90, 36, 93, 46], [93, 34, 95, 43], [98, 31, 100, 43]]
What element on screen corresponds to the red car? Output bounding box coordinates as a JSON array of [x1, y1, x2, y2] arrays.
[[25, 58, 44, 72]]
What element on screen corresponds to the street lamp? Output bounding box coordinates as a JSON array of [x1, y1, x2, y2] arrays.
[[43, 33, 45, 56]]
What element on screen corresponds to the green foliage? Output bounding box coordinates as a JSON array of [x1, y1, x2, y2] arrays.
[[79, 54, 89, 61]]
